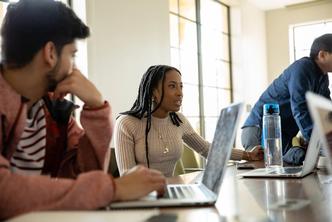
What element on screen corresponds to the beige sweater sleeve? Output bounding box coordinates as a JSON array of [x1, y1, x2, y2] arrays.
[[230, 149, 244, 160], [179, 113, 244, 161], [180, 113, 210, 157]]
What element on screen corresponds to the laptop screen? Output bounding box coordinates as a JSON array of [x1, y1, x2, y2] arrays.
[[311, 106, 332, 169], [306, 92, 332, 173], [202, 103, 243, 194]]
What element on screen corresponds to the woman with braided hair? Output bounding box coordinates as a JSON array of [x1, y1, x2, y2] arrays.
[[114, 65, 263, 177]]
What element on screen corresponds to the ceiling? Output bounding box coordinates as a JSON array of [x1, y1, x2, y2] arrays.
[[248, 0, 320, 10]]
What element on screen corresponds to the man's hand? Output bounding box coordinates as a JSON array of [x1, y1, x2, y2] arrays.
[[54, 68, 104, 108], [113, 166, 166, 201]]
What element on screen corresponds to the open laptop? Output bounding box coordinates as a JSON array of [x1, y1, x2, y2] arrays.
[[239, 120, 321, 178], [110, 102, 244, 208], [306, 92, 332, 173]]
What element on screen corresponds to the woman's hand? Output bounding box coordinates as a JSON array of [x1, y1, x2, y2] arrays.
[[243, 145, 264, 161]]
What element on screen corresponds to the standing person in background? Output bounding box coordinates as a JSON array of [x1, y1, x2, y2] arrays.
[[0, 0, 165, 219], [114, 65, 263, 177], [242, 34, 332, 165]]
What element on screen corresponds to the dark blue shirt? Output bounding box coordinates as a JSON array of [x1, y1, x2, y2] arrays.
[[243, 57, 330, 151]]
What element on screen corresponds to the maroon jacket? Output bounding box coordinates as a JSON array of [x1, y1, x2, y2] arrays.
[[0, 74, 115, 219]]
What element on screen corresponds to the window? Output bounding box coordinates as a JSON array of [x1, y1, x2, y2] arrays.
[[169, 0, 232, 141], [290, 20, 332, 62], [70, 0, 88, 121], [0, 1, 9, 61]]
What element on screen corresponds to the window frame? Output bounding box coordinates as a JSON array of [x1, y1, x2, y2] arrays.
[[289, 19, 332, 63], [169, 0, 233, 139]]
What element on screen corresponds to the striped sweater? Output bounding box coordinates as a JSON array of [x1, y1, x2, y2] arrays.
[[114, 113, 244, 177], [0, 72, 114, 219], [10, 100, 46, 175]]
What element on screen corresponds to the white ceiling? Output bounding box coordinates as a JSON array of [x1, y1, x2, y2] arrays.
[[248, 0, 318, 10]]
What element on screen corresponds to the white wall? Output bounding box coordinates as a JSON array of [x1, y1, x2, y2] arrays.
[[86, 0, 170, 120], [229, 0, 267, 147], [266, 1, 332, 82]]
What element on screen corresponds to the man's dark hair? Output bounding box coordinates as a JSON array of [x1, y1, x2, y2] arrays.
[[1, 0, 90, 68], [120, 65, 183, 167], [310, 33, 332, 59]]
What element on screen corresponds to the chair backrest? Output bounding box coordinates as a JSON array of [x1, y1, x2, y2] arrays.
[[181, 144, 201, 169], [174, 144, 202, 176], [108, 148, 120, 177]]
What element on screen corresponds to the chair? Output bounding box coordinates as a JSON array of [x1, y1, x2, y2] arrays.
[[108, 148, 120, 178], [174, 144, 203, 176]]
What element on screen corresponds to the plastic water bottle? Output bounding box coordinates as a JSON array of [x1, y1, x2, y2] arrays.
[[262, 104, 283, 168]]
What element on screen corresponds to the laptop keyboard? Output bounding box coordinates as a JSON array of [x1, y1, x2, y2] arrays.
[[283, 167, 302, 174], [269, 167, 302, 175], [164, 185, 196, 199]]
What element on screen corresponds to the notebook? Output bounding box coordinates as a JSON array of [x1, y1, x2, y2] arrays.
[[306, 92, 332, 173], [239, 117, 321, 178], [110, 102, 244, 208]]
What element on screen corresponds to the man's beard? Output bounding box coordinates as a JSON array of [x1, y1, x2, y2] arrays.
[[46, 62, 60, 92]]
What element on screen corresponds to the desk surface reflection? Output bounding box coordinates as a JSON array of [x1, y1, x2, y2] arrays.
[[8, 163, 332, 222]]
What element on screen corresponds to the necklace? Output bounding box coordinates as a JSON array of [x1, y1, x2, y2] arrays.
[[152, 123, 169, 154]]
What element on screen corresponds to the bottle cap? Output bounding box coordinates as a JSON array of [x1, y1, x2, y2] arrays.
[[263, 103, 279, 115]]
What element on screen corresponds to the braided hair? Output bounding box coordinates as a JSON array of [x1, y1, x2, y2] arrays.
[[120, 65, 183, 167]]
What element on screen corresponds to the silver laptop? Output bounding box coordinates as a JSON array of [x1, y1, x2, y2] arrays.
[[239, 121, 321, 178], [306, 92, 332, 173], [110, 102, 244, 208]]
